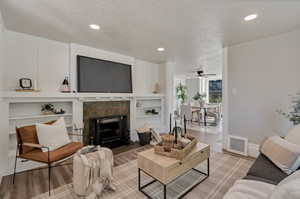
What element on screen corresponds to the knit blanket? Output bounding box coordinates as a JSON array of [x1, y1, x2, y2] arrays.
[[73, 146, 115, 198]]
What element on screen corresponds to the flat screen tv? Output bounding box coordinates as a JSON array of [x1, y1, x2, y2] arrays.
[[77, 55, 133, 93]]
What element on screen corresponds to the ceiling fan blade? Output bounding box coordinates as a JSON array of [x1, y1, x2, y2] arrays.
[[203, 74, 216, 76]]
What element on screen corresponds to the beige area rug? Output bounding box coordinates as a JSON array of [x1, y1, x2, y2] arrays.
[[32, 152, 253, 199]]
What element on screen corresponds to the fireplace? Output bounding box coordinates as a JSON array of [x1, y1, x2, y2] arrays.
[[89, 115, 130, 147], [83, 101, 130, 148]]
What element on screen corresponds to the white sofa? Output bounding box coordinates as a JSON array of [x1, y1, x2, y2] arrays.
[[224, 161, 300, 199]]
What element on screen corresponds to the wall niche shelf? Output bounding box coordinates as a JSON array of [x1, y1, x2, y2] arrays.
[[9, 113, 72, 120], [135, 97, 164, 129]]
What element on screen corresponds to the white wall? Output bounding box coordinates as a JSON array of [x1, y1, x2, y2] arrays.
[[135, 59, 160, 94], [4, 31, 69, 92], [0, 14, 4, 92], [186, 78, 200, 103], [3, 31, 163, 95], [161, 62, 176, 127], [0, 12, 9, 176], [228, 29, 300, 144]]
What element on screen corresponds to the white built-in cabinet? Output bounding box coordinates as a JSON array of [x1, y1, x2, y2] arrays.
[[1, 93, 165, 175]]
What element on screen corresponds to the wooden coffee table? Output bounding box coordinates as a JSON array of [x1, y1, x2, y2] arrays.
[[137, 142, 210, 199]]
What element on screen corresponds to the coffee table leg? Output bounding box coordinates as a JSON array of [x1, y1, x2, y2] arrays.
[[138, 168, 141, 190], [164, 184, 167, 199], [207, 158, 210, 176]]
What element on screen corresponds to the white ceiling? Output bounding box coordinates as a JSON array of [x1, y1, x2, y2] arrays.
[[1, 0, 300, 74]]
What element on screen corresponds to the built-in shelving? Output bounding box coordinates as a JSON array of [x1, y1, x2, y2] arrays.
[[9, 113, 72, 120], [136, 105, 162, 109], [135, 97, 164, 129], [7, 100, 74, 173], [136, 114, 161, 119]]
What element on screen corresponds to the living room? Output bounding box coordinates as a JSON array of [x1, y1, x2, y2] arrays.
[[1, 1, 300, 199]]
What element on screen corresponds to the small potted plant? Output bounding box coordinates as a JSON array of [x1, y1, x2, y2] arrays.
[[277, 93, 300, 125], [176, 83, 187, 105], [193, 92, 207, 107]]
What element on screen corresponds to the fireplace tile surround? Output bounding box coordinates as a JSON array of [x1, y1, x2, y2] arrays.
[[83, 101, 130, 145]]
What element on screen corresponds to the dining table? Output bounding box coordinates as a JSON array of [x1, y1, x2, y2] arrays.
[[191, 104, 219, 126]]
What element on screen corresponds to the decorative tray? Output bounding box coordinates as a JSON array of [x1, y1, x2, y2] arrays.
[[154, 134, 197, 160]]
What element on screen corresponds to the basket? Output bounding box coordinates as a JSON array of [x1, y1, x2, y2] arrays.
[[154, 134, 197, 160], [136, 128, 152, 146]]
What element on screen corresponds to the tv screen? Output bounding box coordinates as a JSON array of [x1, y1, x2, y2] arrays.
[[77, 55, 133, 93]]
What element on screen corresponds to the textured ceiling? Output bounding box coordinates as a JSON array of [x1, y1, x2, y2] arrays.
[[1, 0, 300, 74]]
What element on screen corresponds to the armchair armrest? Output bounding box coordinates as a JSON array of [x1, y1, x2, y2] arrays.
[[68, 132, 83, 136], [22, 142, 49, 150]]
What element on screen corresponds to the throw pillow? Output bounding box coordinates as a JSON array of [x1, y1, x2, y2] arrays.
[[36, 117, 71, 152], [260, 136, 300, 175], [285, 124, 300, 145]]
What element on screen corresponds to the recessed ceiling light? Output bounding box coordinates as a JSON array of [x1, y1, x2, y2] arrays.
[[157, 47, 165, 52], [89, 24, 100, 30], [244, 14, 258, 21]]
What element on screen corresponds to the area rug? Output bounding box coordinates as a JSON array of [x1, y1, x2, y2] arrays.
[[32, 152, 253, 199]]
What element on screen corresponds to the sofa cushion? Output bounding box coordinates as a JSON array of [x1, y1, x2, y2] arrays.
[[269, 170, 300, 199], [223, 179, 275, 199], [246, 154, 288, 185], [19, 142, 83, 163]]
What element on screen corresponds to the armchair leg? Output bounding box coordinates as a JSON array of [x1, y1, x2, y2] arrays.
[[48, 163, 51, 196], [12, 145, 19, 184], [12, 157, 17, 184]]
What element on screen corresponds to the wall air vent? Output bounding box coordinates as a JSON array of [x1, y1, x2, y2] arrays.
[[227, 135, 248, 156]]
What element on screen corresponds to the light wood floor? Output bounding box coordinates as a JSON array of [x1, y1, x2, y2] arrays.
[[0, 128, 222, 199]]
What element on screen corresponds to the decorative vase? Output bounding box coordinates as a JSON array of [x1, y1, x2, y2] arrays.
[[153, 83, 160, 94], [60, 76, 71, 93]]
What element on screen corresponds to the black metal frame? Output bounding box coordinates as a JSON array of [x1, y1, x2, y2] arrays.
[[13, 143, 52, 196], [138, 158, 210, 199]]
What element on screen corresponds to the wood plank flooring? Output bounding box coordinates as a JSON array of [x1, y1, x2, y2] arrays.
[[0, 127, 222, 199]]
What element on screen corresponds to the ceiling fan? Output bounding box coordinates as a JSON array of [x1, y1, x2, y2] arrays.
[[188, 67, 216, 78], [196, 70, 216, 77]]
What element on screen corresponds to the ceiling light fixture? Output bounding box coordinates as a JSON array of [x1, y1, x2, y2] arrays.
[[89, 24, 100, 30], [244, 14, 258, 21], [157, 47, 165, 52]]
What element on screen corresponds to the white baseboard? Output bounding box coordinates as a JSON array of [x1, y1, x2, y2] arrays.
[[248, 143, 260, 158]]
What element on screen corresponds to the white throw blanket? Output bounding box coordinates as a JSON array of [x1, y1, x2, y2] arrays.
[[73, 146, 116, 198]]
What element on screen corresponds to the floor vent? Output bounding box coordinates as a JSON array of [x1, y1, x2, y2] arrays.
[[227, 135, 248, 156]]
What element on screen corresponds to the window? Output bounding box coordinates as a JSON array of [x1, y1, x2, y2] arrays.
[[208, 80, 222, 103]]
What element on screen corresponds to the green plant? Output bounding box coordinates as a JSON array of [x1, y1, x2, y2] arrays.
[[193, 92, 206, 102], [209, 95, 222, 103], [176, 83, 187, 104], [277, 93, 300, 125]]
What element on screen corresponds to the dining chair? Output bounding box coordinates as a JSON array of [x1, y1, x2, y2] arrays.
[[180, 104, 193, 125]]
